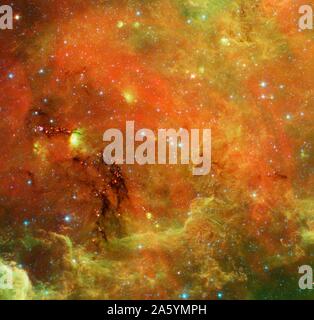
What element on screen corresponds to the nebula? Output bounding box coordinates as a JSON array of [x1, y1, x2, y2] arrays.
[[0, 0, 313, 300]]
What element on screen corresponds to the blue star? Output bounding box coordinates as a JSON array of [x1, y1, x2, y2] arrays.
[[23, 220, 30, 227], [64, 215, 72, 223], [217, 292, 224, 299], [180, 292, 190, 299]]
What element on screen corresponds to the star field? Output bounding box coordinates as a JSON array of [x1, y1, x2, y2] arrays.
[[0, 0, 313, 300]]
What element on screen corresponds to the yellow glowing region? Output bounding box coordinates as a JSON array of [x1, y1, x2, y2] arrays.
[[122, 89, 137, 104], [70, 130, 83, 148]]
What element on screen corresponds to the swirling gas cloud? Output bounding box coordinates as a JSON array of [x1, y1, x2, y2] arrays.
[[0, 0, 313, 300]]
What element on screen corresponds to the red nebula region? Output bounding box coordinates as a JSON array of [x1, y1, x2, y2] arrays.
[[0, 0, 313, 300]]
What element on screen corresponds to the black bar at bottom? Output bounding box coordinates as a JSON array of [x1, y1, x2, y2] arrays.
[[0, 300, 308, 318]]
